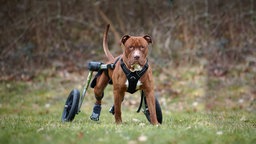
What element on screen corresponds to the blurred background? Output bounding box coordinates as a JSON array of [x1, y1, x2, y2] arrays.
[[0, 0, 255, 112]]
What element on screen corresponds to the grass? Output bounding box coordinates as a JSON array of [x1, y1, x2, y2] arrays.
[[0, 67, 256, 144]]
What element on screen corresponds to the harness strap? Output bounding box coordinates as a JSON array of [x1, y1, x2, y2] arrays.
[[91, 57, 121, 88], [106, 57, 121, 84]]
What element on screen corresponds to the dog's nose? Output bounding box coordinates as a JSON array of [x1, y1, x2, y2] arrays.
[[133, 50, 141, 60], [134, 55, 140, 60]]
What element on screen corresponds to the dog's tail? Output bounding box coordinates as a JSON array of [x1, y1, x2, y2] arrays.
[[103, 24, 114, 61]]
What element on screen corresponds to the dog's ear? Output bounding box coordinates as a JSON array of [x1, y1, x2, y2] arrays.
[[121, 35, 130, 45], [143, 35, 152, 44]]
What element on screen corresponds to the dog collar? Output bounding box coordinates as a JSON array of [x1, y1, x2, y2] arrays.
[[120, 58, 148, 94]]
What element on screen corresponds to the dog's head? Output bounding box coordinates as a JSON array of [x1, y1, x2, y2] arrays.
[[121, 35, 152, 71]]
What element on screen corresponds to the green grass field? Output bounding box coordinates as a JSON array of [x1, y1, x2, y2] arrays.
[[0, 67, 255, 144]]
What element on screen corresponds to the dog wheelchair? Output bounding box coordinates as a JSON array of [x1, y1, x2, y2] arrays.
[[61, 61, 162, 124]]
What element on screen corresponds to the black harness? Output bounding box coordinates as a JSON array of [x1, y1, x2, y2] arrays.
[[90, 57, 148, 94], [120, 58, 148, 94]]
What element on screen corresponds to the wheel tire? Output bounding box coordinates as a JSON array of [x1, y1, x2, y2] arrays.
[[144, 97, 163, 124], [61, 89, 80, 122]]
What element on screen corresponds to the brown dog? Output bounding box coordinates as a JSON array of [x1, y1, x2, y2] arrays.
[[90, 25, 158, 125]]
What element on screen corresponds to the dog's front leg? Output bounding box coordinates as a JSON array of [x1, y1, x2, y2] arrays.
[[113, 88, 125, 124], [145, 89, 158, 125]]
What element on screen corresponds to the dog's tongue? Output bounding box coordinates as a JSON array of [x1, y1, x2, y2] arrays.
[[131, 64, 142, 72]]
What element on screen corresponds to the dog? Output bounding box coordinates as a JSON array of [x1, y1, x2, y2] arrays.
[[90, 24, 158, 125]]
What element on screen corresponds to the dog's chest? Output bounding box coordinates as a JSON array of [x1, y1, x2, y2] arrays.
[[124, 79, 142, 94], [120, 58, 148, 94]]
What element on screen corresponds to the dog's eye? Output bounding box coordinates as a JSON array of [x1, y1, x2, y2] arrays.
[[140, 46, 145, 50], [129, 46, 134, 50]]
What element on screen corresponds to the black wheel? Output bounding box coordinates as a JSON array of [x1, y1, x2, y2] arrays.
[[61, 89, 80, 122], [144, 97, 163, 124]]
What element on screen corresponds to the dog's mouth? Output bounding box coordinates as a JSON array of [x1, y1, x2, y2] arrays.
[[125, 55, 146, 72], [129, 59, 146, 72], [130, 63, 142, 72]]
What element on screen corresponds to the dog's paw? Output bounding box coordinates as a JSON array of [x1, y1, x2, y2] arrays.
[[90, 113, 100, 121], [90, 104, 101, 121]]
